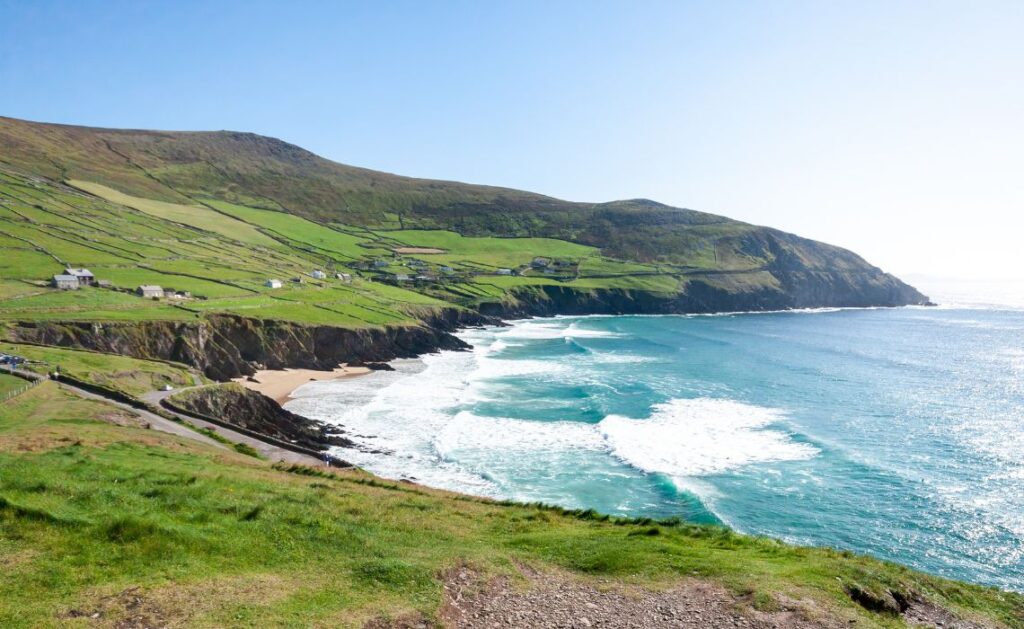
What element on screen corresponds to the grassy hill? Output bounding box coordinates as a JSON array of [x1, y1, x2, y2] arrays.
[[1, 381, 1021, 627]]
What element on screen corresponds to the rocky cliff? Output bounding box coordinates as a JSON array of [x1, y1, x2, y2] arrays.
[[4, 275, 927, 384], [166, 383, 351, 451], [4, 309, 491, 381]]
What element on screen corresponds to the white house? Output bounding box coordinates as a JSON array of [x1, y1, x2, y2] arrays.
[[311, 270, 327, 280], [496, 268, 513, 276], [265, 279, 283, 289], [52, 274, 79, 290], [64, 267, 95, 286], [136, 285, 163, 299]]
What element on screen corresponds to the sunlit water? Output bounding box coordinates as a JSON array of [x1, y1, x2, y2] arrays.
[[288, 288, 1024, 590]]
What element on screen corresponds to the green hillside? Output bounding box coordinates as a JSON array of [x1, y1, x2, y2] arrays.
[[1, 382, 1020, 628], [0, 115, 926, 337]]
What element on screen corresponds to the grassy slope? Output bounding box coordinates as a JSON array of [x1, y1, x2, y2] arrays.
[[0, 341, 202, 396], [1, 383, 1020, 628], [0, 115, 916, 281]]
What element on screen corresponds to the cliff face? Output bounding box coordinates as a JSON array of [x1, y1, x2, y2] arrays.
[[6, 309, 490, 381], [3, 279, 926, 381], [477, 275, 928, 319]]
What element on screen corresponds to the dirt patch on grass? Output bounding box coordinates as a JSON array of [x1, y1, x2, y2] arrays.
[[61, 574, 291, 627], [393, 247, 446, 254], [439, 564, 845, 629]]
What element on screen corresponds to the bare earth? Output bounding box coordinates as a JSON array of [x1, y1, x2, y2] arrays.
[[232, 365, 370, 403], [393, 246, 446, 254], [437, 566, 841, 629]]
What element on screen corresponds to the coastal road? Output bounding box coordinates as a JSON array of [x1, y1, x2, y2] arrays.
[[13, 368, 324, 466], [140, 387, 325, 466]]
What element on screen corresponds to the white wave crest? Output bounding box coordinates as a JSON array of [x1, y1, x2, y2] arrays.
[[599, 398, 818, 478]]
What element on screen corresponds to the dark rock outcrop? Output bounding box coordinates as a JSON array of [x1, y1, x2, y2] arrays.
[[167, 383, 350, 451]]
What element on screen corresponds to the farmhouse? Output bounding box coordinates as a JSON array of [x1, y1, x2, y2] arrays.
[[311, 270, 327, 280], [265, 279, 282, 289], [64, 267, 94, 286], [136, 285, 163, 299], [52, 274, 79, 290]]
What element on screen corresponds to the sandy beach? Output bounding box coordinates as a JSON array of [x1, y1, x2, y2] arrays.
[[233, 365, 371, 404]]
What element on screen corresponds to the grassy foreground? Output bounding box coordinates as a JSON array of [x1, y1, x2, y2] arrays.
[[1, 383, 1021, 628]]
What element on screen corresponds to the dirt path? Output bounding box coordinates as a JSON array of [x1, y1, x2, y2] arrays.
[[438, 565, 838, 629], [435, 565, 985, 629]]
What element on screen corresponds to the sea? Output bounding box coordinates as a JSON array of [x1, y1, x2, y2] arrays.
[[286, 277, 1024, 591]]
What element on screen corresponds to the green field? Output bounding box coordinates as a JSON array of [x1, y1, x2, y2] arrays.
[[0, 382, 1019, 628], [0, 372, 28, 397], [0, 342, 201, 396], [1, 168, 731, 327]]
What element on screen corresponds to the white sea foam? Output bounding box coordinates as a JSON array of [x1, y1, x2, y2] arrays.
[[495, 319, 620, 340], [599, 398, 818, 478]]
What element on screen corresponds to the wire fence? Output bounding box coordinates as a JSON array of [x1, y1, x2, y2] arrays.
[[1, 376, 43, 402]]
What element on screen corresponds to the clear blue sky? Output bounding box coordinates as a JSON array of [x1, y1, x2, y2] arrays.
[[1, 1, 1022, 278]]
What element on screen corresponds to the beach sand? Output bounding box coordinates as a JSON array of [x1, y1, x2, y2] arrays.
[[233, 365, 371, 404]]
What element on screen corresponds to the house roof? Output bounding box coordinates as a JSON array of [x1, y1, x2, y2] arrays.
[[65, 268, 93, 277], [138, 285, 163, 291], [53, 274, 77, 282]]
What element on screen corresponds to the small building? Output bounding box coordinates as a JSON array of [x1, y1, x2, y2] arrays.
[[335, 273, 352, 282], [163, 289, 177, 299], [391, 273, 411, 282], [372, 260, 389, 268], [64, 267, 95, 286], [496, 268, 513, 276], [311, 270, 327, 280], [52, 274, 79, 290], [290, 277, 304, 284], [265, 279, 283, 289], [137, 285, 163, 299], [97, 279, 113, 288], [531, 257, 550, 268], [415, 274, 438, 282]]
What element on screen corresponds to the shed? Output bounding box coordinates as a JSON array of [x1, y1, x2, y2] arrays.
[[335, 273, 352, 282], [311, 270, 327, 280], [136, 285, 163, 299], [265, 279, 283, 289], [52, 274, 79, 290], [496, 268, 513, 276], [64, 267, 95, 286]]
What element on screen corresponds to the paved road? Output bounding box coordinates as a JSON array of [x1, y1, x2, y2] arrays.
[[141, 386, 323, 466], [15, 369, 323, 466]]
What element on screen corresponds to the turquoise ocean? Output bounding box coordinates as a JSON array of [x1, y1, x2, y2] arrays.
[[287, 280, 1024, 590]]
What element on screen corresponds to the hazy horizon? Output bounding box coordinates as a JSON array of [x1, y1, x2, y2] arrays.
[[2, 1, 1021, 280]]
